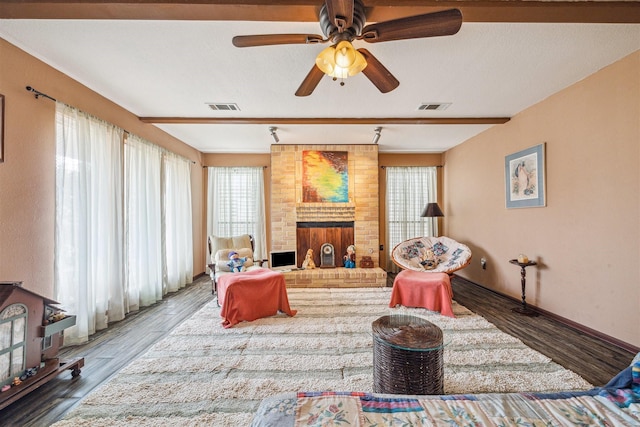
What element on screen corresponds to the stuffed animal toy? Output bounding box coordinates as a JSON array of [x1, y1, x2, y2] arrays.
[[302, 249, 316, 269], [419, 248, 439, 270], [343, 245, 356, 268], [227, 251, 247, 273]]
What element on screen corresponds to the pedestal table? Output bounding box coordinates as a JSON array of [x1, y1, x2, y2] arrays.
[[509, 259, 538, 316]]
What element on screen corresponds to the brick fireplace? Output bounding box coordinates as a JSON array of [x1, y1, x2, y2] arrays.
[[270, 144, 386, 287]]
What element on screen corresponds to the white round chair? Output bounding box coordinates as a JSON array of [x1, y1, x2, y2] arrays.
[[391, 236, 472, 274]]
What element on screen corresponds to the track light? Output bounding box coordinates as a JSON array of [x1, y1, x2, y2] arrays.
[[372, 127, 382, 144], [269, 126, 279, 143]]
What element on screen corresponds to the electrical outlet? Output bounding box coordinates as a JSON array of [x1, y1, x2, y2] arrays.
[[481, 258, 487, 270]]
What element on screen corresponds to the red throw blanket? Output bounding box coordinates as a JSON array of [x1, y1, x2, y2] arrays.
[[389, 270, 455, 317], [218, 269, 297, 328]]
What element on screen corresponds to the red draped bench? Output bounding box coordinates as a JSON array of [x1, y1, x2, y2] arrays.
[[389, 270, 455, 317], [217, 269, 297, 328]]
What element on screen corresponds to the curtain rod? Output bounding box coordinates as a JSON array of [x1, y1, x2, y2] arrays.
[[26, 86, 197, 165], [26, 86, 56, 102]]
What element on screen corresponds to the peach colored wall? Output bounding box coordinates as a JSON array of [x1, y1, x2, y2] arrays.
[[0, 38, 206, 298], [444, 51, 640, 348]]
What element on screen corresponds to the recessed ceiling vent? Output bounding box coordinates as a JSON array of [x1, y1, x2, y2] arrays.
[[417, 102, 451, 111], [207, 103, 240, 111]]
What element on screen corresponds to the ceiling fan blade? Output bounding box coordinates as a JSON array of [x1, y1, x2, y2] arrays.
[[232, 34, 325, 48], [360, 9, 462, 43], [295, 65, 325, 97], [325, 0, 354, 32], [358, 49, 399, 94]]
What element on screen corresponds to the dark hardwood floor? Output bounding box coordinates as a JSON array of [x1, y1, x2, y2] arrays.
[[448, 275, 635, 387], [0, 274, 635, 426], [0, 275, 215, 427]]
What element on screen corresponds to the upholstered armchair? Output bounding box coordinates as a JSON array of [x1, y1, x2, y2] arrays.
[[207, 234, 266, 294]]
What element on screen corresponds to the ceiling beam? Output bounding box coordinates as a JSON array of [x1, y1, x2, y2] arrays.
[[1, 1, 639, 23], [139, 117, 510, 125]]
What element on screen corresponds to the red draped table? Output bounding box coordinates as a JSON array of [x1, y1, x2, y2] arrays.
[[389, 270, 455, 317], [218, 269, 297, 328]]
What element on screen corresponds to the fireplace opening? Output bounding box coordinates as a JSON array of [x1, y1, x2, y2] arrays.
[[296, 221, 354, 268]]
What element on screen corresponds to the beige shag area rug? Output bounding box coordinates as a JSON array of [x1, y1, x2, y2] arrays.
[[52, 287, 592, 426]]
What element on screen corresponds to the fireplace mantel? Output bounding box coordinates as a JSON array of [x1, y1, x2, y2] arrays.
[[295, 202, 356, 222]]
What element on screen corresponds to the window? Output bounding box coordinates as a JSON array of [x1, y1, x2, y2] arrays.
[[207, 167, 267, 260], [385, 167, 438, 271], [0, 304, 27, 386], [55, 103, 194, 345]]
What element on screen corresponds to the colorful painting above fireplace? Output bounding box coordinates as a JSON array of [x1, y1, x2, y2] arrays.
[[302, 150, 348, 203]]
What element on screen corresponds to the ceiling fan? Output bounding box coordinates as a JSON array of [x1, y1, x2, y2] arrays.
[[232, 0, 462, 96]]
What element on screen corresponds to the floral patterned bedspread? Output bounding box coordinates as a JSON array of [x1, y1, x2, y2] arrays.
[[250, 389, 640, 427]]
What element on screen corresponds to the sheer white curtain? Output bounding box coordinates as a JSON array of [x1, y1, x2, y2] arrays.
[[54, 103, 125, 345], [55, 104, 194, 344], [207, 167, 267, 261], [163, 152, 194, 293], [385, 166, 438, 272], [124, 135, 163, 309]]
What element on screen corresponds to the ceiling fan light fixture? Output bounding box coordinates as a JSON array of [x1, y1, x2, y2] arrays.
[[348, 50, 367, 76], [315, 45, 336, 75], [316, 42, 367, 80], [334, 40, 356, 68]]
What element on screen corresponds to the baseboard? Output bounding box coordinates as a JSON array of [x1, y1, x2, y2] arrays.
[[452, 274, 640, 354]]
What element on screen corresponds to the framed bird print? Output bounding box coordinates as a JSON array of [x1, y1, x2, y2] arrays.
[[505, 143, 546, 209]]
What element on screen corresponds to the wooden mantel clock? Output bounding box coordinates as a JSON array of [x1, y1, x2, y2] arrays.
[[320, 243, 336, 268], [0, 282, 84, 410]]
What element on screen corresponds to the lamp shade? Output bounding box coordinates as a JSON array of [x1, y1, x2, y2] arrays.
[[421, 202, 444, 217], [316, 45, 337, 75], [334, 40, 357, 68]]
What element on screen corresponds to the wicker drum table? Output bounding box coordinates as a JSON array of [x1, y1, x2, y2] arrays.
[[372, 314, 444, 395]]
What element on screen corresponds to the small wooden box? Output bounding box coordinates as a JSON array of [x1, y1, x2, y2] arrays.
[[360, 256, 374, 268]]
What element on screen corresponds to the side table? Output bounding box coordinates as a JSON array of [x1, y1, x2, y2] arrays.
[[372, 315, 444, 395], [509, 259, 538, 316]]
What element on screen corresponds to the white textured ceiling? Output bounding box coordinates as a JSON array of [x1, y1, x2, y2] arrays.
[[1, 17, 638, 153]]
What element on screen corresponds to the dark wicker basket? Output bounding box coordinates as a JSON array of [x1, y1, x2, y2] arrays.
[[372, 314, 444, 395]]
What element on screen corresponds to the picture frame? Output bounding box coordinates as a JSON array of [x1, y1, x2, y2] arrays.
[[0, 94, 4, 163], [505, 143, 546, 208]]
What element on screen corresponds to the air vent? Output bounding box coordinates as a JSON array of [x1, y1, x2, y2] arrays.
[[207, 103, 240, 111], [417, 102, 451, 111]]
